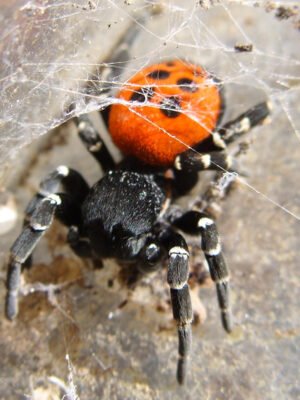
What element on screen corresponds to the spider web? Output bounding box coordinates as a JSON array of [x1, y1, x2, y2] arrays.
[[0, 1, 299, 399]]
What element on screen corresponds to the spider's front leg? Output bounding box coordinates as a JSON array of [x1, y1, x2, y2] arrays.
[[173, 211, 232, 334], [5, 166, 90, 320], [160, 229, 193, 385], [6, 195, 60, 320]]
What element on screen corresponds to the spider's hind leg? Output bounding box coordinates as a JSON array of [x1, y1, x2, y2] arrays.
[[174, 101, 271, 174], [173, 101, 272, 216], [75, 114, 115, 172], [219, 101, 272, 145], [75, 17, 151, 171]]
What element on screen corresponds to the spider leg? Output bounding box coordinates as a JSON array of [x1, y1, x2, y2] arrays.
[[5, 167, 90, 320], [75, 19, 150, 169], [174, 149, 232, 173], [159, 229, 193, 385], [174, 101, 271, 174], [218, 101, 271, 145], [6, 194, 61, 319], [172, 211, 232, 333], [33, 165, 88, 199], [75, 114, 115, 171]]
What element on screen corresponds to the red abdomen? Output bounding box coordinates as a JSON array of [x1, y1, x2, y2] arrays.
[[109, 60, 222, 166]]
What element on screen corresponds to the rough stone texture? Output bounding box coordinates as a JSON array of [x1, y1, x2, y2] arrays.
[[0, 3, 299, 400]]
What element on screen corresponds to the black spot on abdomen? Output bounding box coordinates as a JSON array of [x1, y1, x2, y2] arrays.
[[177, 78, 198, 93], [147, 70, 170, 80], [130, 86, 155, 102], [160, 96, 181, 118]]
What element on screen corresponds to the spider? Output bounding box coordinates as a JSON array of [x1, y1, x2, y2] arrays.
[[5, 58, 271, 385]]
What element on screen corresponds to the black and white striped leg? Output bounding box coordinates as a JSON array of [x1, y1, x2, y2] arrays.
[[218, 101, 271, 145], [6, 167, 90, 320], [14, 166, 88, 269], [174, 150, 232, 173], [6, 194, 62, 319], [75, 114, 115, 172], [198, 215, 232, 333], [24, 166, 89, 227], [164, 231, 193, 384], [173, 211, 232, 333], [173, 101, 271, 174], [37, 165, 89, 203]]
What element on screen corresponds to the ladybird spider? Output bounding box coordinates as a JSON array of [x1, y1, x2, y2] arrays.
[[5, 57, 271, 384]]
